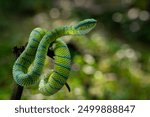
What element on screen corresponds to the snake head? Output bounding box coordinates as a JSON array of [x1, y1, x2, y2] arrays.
[[74, 18, 97, 35]]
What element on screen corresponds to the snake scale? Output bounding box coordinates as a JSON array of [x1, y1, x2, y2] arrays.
[[12, 19, 97, 96]]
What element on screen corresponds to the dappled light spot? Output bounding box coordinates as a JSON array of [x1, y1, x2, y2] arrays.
[[112, 12, 123, 23], [82, 65, 95, 75], [49, 8, 60, 19], [139, 10, 149, 21], [83, 54, 95, 65], [74, 87, 82, 95], [127, 8, 149, 22], [33, 12, 49, 28], [115, 45, 138, 61], [129, 22, 140, 32], [59, 0, 72, 11], [127, 8, 139, 20], [94, 71, 103, 79]]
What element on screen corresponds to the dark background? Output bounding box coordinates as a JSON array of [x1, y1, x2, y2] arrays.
[[0, 0, 150, 99]]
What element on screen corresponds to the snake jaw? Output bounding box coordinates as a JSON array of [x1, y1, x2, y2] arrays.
[[74, 18, 97, 35]]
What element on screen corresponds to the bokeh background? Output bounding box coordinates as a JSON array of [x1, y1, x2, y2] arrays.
[[0, 0, 150, 100]]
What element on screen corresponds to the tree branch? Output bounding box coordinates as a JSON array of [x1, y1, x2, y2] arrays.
[[10, 46, 25, 100]]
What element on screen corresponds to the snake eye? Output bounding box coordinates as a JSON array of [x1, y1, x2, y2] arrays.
[[74, 19, 97, 34]]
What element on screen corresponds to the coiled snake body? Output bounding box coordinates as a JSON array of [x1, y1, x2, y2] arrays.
[[12, 19, 97, 96]]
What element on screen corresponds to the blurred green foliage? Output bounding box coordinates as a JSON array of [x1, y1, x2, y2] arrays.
[[0, 0, 150, 99]]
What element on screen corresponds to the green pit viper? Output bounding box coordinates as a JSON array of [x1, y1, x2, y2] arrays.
[[12, 19, 97, 96]]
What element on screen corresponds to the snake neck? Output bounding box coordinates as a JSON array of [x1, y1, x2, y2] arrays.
[[43, 26, 77, 43], [31, 26, 77, 75]]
